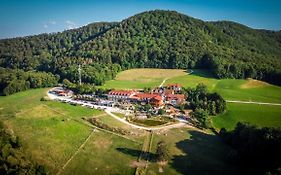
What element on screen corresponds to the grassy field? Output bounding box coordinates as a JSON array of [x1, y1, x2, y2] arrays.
[[99, 68, 281, 103], [61, 131, 141, 175], [212, 103, 281, 130], [165, 69, 281, 103], [0, 89, 141, 174], [99, 68, 187, 89], [145, 128, 237, 175]]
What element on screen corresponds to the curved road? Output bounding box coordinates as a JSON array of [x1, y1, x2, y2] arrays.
[[105, 109, 187, 131]]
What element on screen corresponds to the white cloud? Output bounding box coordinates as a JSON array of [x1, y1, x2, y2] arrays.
[[65, 20, 77, 29], [42, 20, 56, 29]]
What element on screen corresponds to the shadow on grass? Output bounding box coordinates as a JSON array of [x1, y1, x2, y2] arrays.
[[187, 69, 215, 78], [116, 148, 157, 161], [170, 130, 237, 175]]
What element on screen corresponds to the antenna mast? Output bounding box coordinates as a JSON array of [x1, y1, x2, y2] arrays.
[[78, 65, 82, 85]]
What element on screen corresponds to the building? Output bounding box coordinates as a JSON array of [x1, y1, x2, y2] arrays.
[[167, 84, 182, 92], [108, 90, 136, 101], [165, 94, 185, 106], [131, 93, 164, 107], [150, 95, 164, 107], [51, 88, 73, 97]]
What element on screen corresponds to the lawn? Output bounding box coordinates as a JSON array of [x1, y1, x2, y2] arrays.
[[212, 103, 281, 130], [98, 68, 187, 89], [145, 128, 237, 175]]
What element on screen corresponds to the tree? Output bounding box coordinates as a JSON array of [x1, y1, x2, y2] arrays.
[[190, 108, 210, 128], [156, 140, 170, 161]]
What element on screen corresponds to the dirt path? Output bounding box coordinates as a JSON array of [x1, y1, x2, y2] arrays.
[[158, 69, 193, 88], [159, 78, 168, 87], [226, 100, 281, 106]]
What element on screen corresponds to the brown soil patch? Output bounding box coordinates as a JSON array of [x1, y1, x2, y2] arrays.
[[92, 137, 112, 149], [130, 160, 148, 168], [240, 79, 269, 89]]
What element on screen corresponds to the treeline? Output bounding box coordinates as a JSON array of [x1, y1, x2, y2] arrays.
[[59, 63, 121, 85], [0, 68, 59, 95], [201, 54, 281, 86], [219, 123, 281, 175], [1, 10, 281, 87], [184, 83, 226, 128], [0, 122, 46, 174]]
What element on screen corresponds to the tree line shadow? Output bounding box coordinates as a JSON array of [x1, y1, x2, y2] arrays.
[[116, 147, 158, 162], [116, 130, 238, 175]]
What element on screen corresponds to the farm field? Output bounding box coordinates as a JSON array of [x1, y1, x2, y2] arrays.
[[61, 130, 141, 175], [0, 89, 142, 174], [212, 103, 281, 130]]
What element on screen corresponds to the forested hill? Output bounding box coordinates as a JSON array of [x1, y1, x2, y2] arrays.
[[0, 10, 281, 94]]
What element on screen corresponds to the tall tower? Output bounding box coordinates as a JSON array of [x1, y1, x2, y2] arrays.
[[78, 65, 82, 85]]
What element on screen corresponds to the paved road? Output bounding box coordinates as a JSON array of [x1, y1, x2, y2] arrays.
[[47, 88, 189, 131], [226, 100, 281, 106], [105, 109, 187, 131]]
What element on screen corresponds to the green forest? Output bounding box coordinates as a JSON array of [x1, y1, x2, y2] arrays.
[[1, 10, 281, 95]]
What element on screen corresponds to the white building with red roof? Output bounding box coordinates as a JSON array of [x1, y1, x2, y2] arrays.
[[108, 90, 136, 101]]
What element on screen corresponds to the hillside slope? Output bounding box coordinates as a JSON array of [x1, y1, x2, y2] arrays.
[[0, 10, 281, 87]]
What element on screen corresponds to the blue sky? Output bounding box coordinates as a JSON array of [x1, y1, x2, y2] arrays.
[[0, 0, 281, 39]]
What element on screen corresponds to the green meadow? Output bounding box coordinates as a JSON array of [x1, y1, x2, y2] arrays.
[[0, 89, 141, 174], [212, 103, 281, 130]]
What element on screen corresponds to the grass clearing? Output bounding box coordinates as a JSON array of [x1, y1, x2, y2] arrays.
[[165, 69, 281, 103], [100, 68, 281, 103], [99, 68, 187, 89], [212, 103, 281, 130]]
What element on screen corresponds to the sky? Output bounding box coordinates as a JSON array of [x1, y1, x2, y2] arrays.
[[0, 0, 281, 39]]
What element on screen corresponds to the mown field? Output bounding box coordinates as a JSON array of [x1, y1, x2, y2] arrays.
[[0, 89, 141, 174], [100, 68, 281, 103], [99, 68, 187, 89], [212, 103, 281, 130]]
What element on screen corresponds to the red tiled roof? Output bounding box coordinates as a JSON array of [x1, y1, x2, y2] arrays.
[[133, 93, 161, 100], [108, 90, 135, 96], [151, 95, 162, 101]]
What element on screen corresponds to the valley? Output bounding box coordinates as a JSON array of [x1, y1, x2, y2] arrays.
[[0, 68, 280, 175]]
